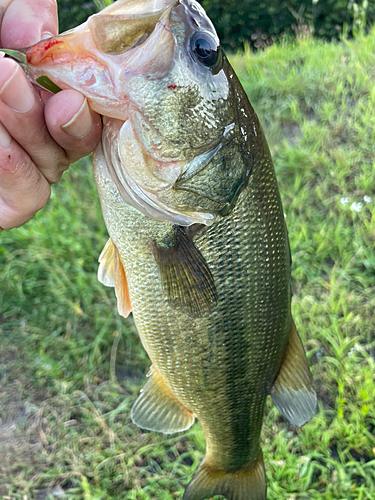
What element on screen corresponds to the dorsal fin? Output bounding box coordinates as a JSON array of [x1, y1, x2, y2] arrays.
[[98, 238, 132, 318]]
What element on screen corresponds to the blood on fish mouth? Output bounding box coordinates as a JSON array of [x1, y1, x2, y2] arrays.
[[26, 39, 65, 65]]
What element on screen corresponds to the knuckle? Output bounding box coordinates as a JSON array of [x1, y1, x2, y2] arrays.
[[16, 156, 37, 181], [59, 157, 70, 174], [0, 203, 32, 231], [48, 159, 69, 184], [7, 212, 33, 230], [32, 185, 51, 213], [16, 159, 51, 212], [26, 168, 51, 211]]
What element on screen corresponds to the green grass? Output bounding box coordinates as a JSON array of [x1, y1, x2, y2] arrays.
[[1, 28, 375, 500]]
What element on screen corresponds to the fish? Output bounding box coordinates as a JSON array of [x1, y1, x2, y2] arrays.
[[16, 0, 317, 498]]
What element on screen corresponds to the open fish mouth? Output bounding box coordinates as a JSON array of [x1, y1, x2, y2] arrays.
[[21, 0, 180, 119], [6, 0, 245, 226]]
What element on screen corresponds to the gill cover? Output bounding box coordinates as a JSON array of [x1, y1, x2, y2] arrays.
[[101, 117, 216, 226]]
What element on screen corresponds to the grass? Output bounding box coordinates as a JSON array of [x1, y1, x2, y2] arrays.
[[1, 27, 375, 500]]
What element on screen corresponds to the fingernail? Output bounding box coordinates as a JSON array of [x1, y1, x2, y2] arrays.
[[0, 60, 35, 112], [61, 98, 93, 138], [0, 122, 12, 148]]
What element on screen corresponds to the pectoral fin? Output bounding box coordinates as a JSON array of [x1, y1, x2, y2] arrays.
[[98, 238, 132, 318], [271, 320, 316, 427], [131, 366, 195, 434], [152, 226, 218, 317]]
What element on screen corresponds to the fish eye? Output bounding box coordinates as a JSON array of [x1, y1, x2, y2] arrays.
[[190, 32, 220, 67]]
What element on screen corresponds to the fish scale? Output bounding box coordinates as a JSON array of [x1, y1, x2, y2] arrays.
[[94, 134, 291, 473], [19, 0, 317, 497]]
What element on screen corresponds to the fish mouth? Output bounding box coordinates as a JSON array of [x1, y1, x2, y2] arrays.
[[25, 0, 179, 63], [19, 0, 229, 227], [25, 38, 68, 66], [22, 0, 178, 120], [21, 0, 220, 161]]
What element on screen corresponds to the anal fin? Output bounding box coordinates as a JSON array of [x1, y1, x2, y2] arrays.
[[152, 225, 217, 317], [271, 320, 317, 427], [183, 452, 266, 500], [131, 366, 195, 434], [98, 238, 132, 318]]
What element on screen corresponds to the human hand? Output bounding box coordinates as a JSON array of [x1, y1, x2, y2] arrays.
[[0, 0, 102, 231]]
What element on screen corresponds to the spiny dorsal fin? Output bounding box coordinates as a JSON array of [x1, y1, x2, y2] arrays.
[[183, 452, 266, 500], [152, 226, 218, 317], [98, 238, 132, 318], [131, 366, 195, 434], [271, 319, 316, 427]]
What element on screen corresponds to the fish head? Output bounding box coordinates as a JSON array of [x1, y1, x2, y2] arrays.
[[25, 0, 253, 226]]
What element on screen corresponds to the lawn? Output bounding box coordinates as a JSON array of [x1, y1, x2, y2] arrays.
[[1, 28, 375, 500]]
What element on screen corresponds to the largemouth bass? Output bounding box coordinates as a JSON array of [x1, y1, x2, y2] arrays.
[[17, 1, 317, 498]]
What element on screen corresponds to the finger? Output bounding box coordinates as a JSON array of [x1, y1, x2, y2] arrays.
[[0, 0, 57, 48], [0, 58, 69, 183], [0, 0, 12, 35], [0, 122, 51, 230], [45, 90, 102, 163]]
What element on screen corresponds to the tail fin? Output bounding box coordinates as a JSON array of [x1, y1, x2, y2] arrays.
[[183, 452, 266, 500]]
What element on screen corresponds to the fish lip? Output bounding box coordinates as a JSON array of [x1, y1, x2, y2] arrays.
[[23, 0, 178, 108], [25, 38, 67, 66], [24, 0, 224, 165]]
